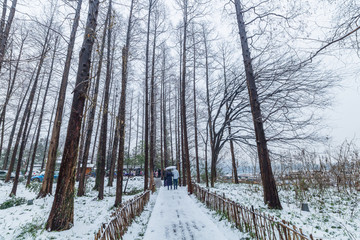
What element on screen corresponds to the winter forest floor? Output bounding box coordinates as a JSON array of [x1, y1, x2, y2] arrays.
[[1, 178, 359, 239], [0, 177, 144, 240], [202, 182, 360, 240]]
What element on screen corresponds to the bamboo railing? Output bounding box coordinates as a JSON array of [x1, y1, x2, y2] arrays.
[[193, 183, 319, 240], [94, 190, 151, 240]]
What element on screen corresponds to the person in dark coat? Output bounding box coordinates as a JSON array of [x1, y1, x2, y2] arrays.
[[165, 170, 173, 190]]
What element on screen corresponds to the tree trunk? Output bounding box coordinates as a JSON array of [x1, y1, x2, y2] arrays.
[[134, 94, 140, 160], [89, 3, 110, 192], [90, 92, 104, 164], [228, 128, 238, 184], [126, 92, 133, 165], [1, 35, 25, 170], [160, 87, 164, 180], [45, 0, 100, 230], [174, 85, 180, 183], [24, 119, 38, 173], [161, 47, 167, 179], [192, 27, 200, 183], [168, 82, 174, 166], [2, 68, 33, 171], [23, 75, 45, 171], [115, 0, 134, 207], [205, 128, 209, 187], [149, 20, 158, 190], [0, 45, 12, 164], [38, 0, 83, 198], [0, 0, 17, 71], [222, 49, 239, 184], [0, 34, 25, 133], [95, 0, 112, 200], [234, 0, 281, 209], [180, 86, 186, 187], [108, 101, 119, 187], [6, 27, 50, 185], [0, 0, 8, 39], [41, 91, 58, 171], [76, 86, 90, 181], [26, 37, 59, 186], [203, 28, 215, 187], [9, 26, 50, 194], [143, 1, 155, 192], [107, 40, 118, 187], [181, 2, 192, 193]]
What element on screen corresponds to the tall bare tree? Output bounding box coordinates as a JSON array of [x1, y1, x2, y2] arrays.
[[95, 0, 112, 200], [38, 0, 83, 198], [179, 0, 192, 194], [143, 0, 158, 191], [9, 22, 52, 194], [2, 63, 36, 171], [0, 34, 26, 169], [46, 0, 100, 230], [26, 37, 59, 186], [234, 0, 281, 209], [115, 0, 135, 207], [191, 23, 200, 183], [161, 44, 168, 174]]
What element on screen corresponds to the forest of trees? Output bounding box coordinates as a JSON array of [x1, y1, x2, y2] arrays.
[[0, 0, 359, 231]]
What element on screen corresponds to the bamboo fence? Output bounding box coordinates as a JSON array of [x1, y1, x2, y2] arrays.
[[193, 183, 320, 240], [94, 190, 151, 240]]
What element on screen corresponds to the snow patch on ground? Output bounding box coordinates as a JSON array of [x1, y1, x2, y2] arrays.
[[122, 190, 158, 240], [0, 177, 144, 240], [202, 182, 359, 240]]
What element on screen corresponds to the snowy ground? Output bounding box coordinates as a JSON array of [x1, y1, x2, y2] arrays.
[[3, 177, 357, 240], [203, 182, 359, 240], [0, 176, 144, 240], [125, 185, 249, 240]]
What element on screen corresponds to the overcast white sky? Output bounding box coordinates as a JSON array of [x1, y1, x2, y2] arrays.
[[322, 55, 360, 146]]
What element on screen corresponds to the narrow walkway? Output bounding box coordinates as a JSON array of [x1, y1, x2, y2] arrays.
[[143, 186, 239, 240]]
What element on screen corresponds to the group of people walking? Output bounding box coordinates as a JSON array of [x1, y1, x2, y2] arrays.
[[164, 168, 179, 190]]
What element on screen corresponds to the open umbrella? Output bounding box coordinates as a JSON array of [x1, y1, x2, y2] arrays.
[[165, 166, 176, 170]]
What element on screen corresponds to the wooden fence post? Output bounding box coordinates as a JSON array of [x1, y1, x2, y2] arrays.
[[251, 205, 259, 239]]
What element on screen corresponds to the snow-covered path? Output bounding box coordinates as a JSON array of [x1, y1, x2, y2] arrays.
[[143, 186, 243, 240]]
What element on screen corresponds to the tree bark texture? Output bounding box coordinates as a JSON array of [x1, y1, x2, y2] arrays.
[[192, 30, 200, 183], [115, 0, 134, 207], [143, 0, 155, 191], [41, 92, 58, 171], [181, 2, 192, 194], [0, 0, 8, 40], [234, 0, 281, 209], [203, 30, 216, 187], [161, 47, 168, 177], [95, 0, 112, 200], [45, 0, 100, 230], [149, 19, 158, 190], [38, 0, 83, 198]]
